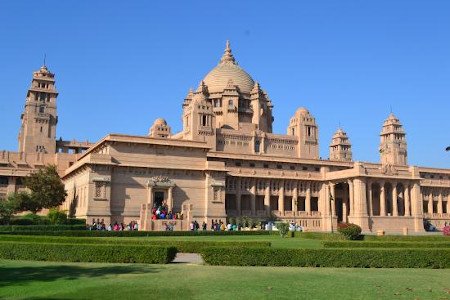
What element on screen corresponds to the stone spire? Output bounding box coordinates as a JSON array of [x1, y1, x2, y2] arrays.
[[219, 40, 237, 65]]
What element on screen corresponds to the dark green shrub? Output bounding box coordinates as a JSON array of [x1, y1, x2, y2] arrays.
[[15, 213, 50, 225], [47, 208, 68, 225], [323, 241, 450, 249], [276, 222, 290, 238], [0, 241, 177, 264], [0, 235, 271, 253], [66, 218, 87, 225], [201, 247, 450, 268], [337, 223, 362, 240]]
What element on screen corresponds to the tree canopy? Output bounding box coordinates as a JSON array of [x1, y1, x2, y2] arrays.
[[18, 165, 67, 213]]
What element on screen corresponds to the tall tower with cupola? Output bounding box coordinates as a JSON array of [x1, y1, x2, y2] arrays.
[[379, 113, 407, 166], [18, 65, 58, 154]]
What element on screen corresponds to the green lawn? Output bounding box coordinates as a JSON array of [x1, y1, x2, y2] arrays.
[[1, 259, 449, 299]]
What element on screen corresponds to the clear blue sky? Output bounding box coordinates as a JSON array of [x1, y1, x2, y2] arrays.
[[0, 1, 449, 168]]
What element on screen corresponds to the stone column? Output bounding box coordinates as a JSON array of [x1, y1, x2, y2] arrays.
[[392, 183, 398, 217], [292, 182, 298, 215], [250, 179, 256, 216], [351, 177, 369, 232], [278, 180, 285, 214], [367, 181, 373, 217], [264, 181, 270, 215], [411, 182, 425, 232], [348, 179, 354, 216], [148, 185, 154, 206], [428, 191, 433, 214], [404, 183, 411, 216], [438, 191, 443, 214], [330, 182, 336, 217], [236, 178, 242, 215], [380, 182, 386, 216], [168, 186, 173, 211], [305, 182, 311, 214]]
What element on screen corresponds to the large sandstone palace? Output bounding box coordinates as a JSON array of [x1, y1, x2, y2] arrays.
[[1, 41, 449, 233]]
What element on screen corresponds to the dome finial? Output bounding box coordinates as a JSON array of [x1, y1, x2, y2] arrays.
[[220, 40, 236, 65]]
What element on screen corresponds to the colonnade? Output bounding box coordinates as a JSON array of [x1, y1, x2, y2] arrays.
[[226, 177, 320, 217]]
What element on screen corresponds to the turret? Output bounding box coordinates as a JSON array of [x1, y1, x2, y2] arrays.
[[149, 118, 171, 138], [287, 107, 319, 159], [379, 113, 407, 166], [329, 128, 352, 161]]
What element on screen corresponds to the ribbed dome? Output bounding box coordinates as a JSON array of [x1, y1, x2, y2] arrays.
[[203, 41, 255, 94]]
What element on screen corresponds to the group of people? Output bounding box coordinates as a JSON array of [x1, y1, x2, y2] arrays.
[[89, 219, 138, 231], [151, 204, 183, 220]]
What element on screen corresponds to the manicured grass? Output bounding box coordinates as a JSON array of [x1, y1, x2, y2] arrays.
[[1, 260, 449, 299]]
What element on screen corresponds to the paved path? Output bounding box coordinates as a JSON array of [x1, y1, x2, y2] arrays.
[[172, 253, 204, 264]]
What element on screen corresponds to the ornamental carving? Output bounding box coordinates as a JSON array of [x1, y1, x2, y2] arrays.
[[147, 176, 175, 187], [381, 164, 398, 176]]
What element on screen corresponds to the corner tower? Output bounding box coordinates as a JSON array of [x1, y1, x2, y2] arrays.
[[329, 128, 352, 161], [379, 113, 407, 166], [18, 65, 58, 154]]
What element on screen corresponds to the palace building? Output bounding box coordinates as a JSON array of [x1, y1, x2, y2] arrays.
[[1, 41, 449, 233]]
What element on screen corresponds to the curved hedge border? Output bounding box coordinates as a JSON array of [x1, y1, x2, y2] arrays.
[[0, 230, 271, 236], [0, 241, 177, 264], [323, 241, 450, 249], [201, 247, 450, 268], [0, 235, 271, 253]]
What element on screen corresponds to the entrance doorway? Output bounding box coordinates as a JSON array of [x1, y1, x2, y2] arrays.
[[154, 191, 165, 208]]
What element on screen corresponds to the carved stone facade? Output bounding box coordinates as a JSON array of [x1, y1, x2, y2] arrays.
[[1, 42, 450, 233]]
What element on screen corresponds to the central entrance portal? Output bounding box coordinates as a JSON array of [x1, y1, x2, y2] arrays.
[[154, 191, 165, 208]]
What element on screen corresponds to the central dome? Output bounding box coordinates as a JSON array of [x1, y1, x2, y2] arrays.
[[203, 41, 255, 94]]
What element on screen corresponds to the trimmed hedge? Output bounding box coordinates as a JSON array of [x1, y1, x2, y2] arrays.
[[364, 235, 450, 242], [0, 225, 87, 232], [0, 229, 270, 237], [0, 235, 271, 253], [323, 241, 450, 249], [200, 247, 450, 268], [0, 241, 177, 264]]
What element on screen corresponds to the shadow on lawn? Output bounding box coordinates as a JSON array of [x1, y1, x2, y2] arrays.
[[0, 262, 158, 288]]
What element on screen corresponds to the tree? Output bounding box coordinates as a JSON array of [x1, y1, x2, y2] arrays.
[[19, 165, 67, 213], [0, 193, 21, 224]]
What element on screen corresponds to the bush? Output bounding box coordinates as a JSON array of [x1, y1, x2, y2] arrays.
[[47, 208, 68, 225], [201, 247, 450, 268], [0, 241, 177, 264], [0, 235, 271, 253], [323, 241, 450, 249], [13, 213, 51, 225], [276, 222, 290, 238], [66, 218, 87, 226], [337, 223, 362, 240], [443, 226, 450, 236], [0, 229, 270, 236]]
